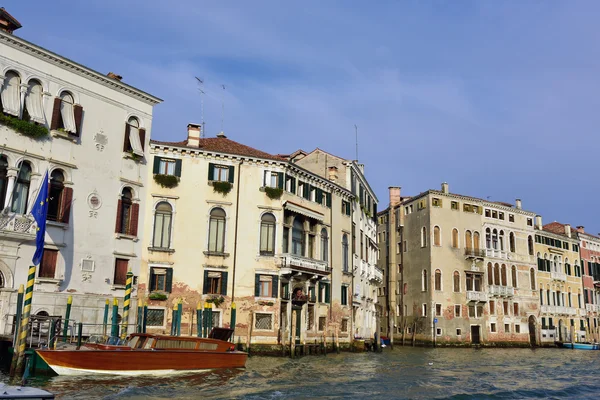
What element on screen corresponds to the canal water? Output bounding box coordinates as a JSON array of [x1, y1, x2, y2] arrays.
[[2, 347, 599, 399]]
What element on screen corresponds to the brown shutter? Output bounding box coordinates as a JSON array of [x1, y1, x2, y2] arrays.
[[40, 250, 58, 278], [73, 104, 83, 137], [123, 123, 131, 152], [50, 97, 62, 130], [115, 199, 123, 233], [60, 187, 73, 224], [138, 128, 146, 151], [114, 259, 128, 285], [130, 203, 139, 237]]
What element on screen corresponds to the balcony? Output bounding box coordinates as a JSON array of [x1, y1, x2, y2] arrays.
[[485, 248, 508, 260], [280, 253, 329, 276], [464, 248, 486, 260], [488, 285, 515, 297], [466, 291, 488, 303], [360, 260, 368, 277], [551, 271, 567, 282], [564, 307, 577, 316], [0, 213, 37, 241], [370, 266, 384, 285], [586, 303, 600, 313]]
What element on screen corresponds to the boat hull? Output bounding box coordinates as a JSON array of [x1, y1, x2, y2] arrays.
[[36, 349, 248, 376], [559, 342, 599, 350]]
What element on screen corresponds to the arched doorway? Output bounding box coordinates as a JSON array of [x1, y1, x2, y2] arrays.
[[528, 315, 537, 347]]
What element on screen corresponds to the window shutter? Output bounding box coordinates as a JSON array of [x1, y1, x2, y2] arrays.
[[130, 203, 139, 237], [228, 166, 235, 184], [316, 189, 323, 204], [272, 275, 279, 298], [304, 184, 311, 200], [115, 199, 123, 233], [263, 171, 268, 187], [290, 177, 296, 193], [73, 104, 83, 137], [174, 159, 182, 177], [318, 283, 323, 303], [153, 157, 161, 174], [255, 274, 261, 297], [325, 283, 331, 303], [326, 193, 332, 208], [50, 97, 61, 131], [208, 163, 215, 181], [138, 128, 146, 151], [310, 286, 316, 302], [166, 268, 173, 293], [123, 123, 131, 152], [60, 187, 73, 224], [221, 271, 228, 295], [278, 173, 284, 189], [149, 269, 156, 292], [203, 270, 209, 294]]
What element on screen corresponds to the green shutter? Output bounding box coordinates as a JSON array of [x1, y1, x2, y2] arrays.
[[263, 171, 268, 187], [316, 189, 323, 204], [318, 283, 323, 302], [304, 183, 310, 200], [174, 159, 182, 177], [153, 157, 161, 174], [221, 271, 228, 295], [208, 163, 215, 181], [325, 283, 331, 303], [149, 268, 156, 291], [203, 270, 209, 294], [278, 173, 284, 189], [255, 274, 261, 297], [272, 275, 279, 298], [290, 177, 296, 193], [326, 193, 332, 208], [228, 166, 235, 183], [165, 268, 173, 293]]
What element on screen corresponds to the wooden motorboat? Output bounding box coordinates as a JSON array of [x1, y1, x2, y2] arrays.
[[36, 328, 247, 376], [558, 342, 600, 350]]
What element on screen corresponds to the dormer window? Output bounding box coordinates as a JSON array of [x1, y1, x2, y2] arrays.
[[123, 117, 145, 156]]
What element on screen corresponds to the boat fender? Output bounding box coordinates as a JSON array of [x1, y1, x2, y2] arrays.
[[228, 345, 235, 352]]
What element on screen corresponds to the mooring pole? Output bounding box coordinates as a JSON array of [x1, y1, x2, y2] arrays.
[[102, 299, 109, 335], [230, 302, 237, 342], [121, 269, 133, 339], [13, 266, 36, 377], [111, 298, 119, 337], [62, 295, 73, 342]]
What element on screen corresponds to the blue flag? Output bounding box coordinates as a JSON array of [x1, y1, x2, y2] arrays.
[[31, 170, 49, 266]]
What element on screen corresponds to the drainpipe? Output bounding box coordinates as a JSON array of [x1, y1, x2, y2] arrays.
[[399, 224, 404, 345], [230, 160, 244, 304]]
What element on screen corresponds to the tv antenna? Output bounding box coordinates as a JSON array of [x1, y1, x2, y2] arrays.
[[220, 84, 226, 135], [354, 124, 359, 162], [195, 76, 205, 137]]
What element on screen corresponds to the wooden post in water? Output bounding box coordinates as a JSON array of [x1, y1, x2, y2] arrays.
[[102, 299, 109, 335], [335, 325, 340, 354], [246, 310, 253, 354], [63, 295, 73, 342], [196, 302, 202, 337], [402, 321, 406, 346], [323, 329, 327, 356], [14, 265, 36, 377], [290, 309, 296, 358], [9, 285, 25, 376], [111, 298, 119, 337], [412, 322, 416, 346]]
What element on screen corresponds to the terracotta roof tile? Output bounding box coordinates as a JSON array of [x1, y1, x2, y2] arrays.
[[151, 137, 286, 161], [542, 222, 571, 237]]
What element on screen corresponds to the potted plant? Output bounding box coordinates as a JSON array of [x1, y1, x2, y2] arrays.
[[212, 181, 232, 196], [153, 174, 179, 188], [264, 187, 283, 200]]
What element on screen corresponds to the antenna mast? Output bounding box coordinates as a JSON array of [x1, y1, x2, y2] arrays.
[[220, 84, 226, 134], [354, 124, 359, 161], [195, 77, 205, 137]]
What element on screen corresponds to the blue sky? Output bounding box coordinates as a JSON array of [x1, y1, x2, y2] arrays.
[[6, 1, 599, 233]]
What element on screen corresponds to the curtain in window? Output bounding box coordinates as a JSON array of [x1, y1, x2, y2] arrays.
[[11, 162, 31, 214], [25, 80, 45, 123], [1, 72, 21, 116], [60, 93, 77, 133], [208, 208, 226, 252], [128, 118, 144, 156], [153, 202, 172, 248], [260, 213, 276, 255]]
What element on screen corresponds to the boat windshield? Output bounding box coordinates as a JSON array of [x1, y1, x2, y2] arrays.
[[127, 336, 140, 349], [107, 336, 126, 346], [86, 335, 109, 344]]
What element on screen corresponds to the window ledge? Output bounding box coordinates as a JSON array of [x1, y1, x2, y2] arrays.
[[258, 252, 275, 258], [207, 180, 230, 186], [342, 270, 353, 276], [148, 247, 175, 254], [50, 129, 77, 142], [116, 233, 139, 242], [47, 220, 69, 230], [35, 278, 62, 285], [255, 297, 276, 302], [111, 284, 126, 291], [203, 251, 230, 258], [122, 152, 144, 162]]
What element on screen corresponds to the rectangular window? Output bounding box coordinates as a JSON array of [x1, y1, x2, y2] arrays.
[[159, 158, 176, 175], [492, 210, 498, 219], [436, 328, 442, 336], [341, 319, 348, 332], [255, 313, 273, 330], [307, 305, 315, 330], [491, 323, 497, 333], [455, 305, 461, 317], [509, 214, 514, 223], [396, 243, 401, 254], [211, 165, 230, 182], [146, 309, 165, 327], [504, 324, 510, 333], [451, 201, 458, 210], [513, 303, 519, 316], [268, 172, 278, 188], [456, 328, 462, 336], [318, 316, 327, 331], [499, 212, 504, 220], [489, 300, 495, 315], [515, 324, 520, 333], [341, 286, 348, 306], [204, 270, 228, 295], [527, 218, 533, 226], [435, 304, 442, 316], [113, 258, 128, 285], [432, 198, 441, 207], [259, 275, 273, 297], [39, 249, 59, 278], [485, 209, 491, 217], [503, 301, 509, 315], [422, 304, 427, 317], [476, 305, 484, 317], [149, 267, 173, 293], [463, 204, 473, 212]]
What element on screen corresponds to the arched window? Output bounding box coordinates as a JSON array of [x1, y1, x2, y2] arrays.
[[59, 92, 77, 133], [292, 218, 304, 256], [0, 156, 8, 208], [24, 80, 44, 123], [1, 71, 21, 116], [487, 262, 493, 285], [342, 234, 349, 272], [486, 228, 491, 249], [421, 227, 427, 247], [422, 269, 428, 292], [11, 161, 31, 214], [320, 228, 329, 261], [208, 207, 226, 253], [492, 229, 499, 250], [530, 268, 536, 290], [451, 228, 459, 248], [494, 263, 500, 286], [465, 230, 472, 251], [259, 213, 276, 255], [473, 232, 480, 251], [433, 226, 441, 246], [47, 169, 65, 222], [499, 230, 505, 251], [511, 265, 517, 287], [0, 271, 4, 288], [528, 236, 534, 255], [117, 187, 133, 235], [509, 232, 515, 253], [153, 202, 173, 249], [453, 271, 460, 292], [553, 256, 558, 273], [125, 117, 144, 156], [501, 264, 507, 286], [435, 269, 442, 291]]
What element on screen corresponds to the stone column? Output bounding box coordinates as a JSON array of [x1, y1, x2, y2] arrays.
[[3, 170, 17, 210]]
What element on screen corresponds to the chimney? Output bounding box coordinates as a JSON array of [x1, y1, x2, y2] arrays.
[[216, 131, 227, 138], [565, 224, 572, 238], [441, 182, 449, 194], [107, 72, 123, 81], [515, 199, 522, 210], [576, 226, 585, 234], [389, 186, 401, 206], [0, 8, 22, 34], [535, 215, 542, 230], [328, 166, 339, 183], [357, 163, 365, 173], [187, 123, 202, 147]]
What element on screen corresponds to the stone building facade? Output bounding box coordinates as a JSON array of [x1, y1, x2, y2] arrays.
[[578, 227, 600, 338], [0, 12, 160, 335]]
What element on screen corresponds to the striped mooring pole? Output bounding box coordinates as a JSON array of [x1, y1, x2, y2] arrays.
[[62, 295, 73, 342], [9, 284, 25, 376], [121, 269, 133, 339], [196, 302, 202, 337], [176, 298, 183, 336], [13, 266, 36, 377], [202, 303, 208, 338]]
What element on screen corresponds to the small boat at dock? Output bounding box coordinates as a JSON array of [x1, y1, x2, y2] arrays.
[[557, 342, 600, 350], [36, 328, 247, 376]]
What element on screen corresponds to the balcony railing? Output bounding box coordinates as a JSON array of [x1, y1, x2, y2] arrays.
[[488, 285, 515, 297], [361, 260, 368, 277], [586, 303, 600, 313], [564, 307, 577, 316], [0, 213, 37, 239], [280, 253, 329, 275], [464, 248, 486, 259], [485, 248, 508, 260], [466, 291, 488, 302], [551, 271, 567, 282], [371, 266, 384, 284]]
